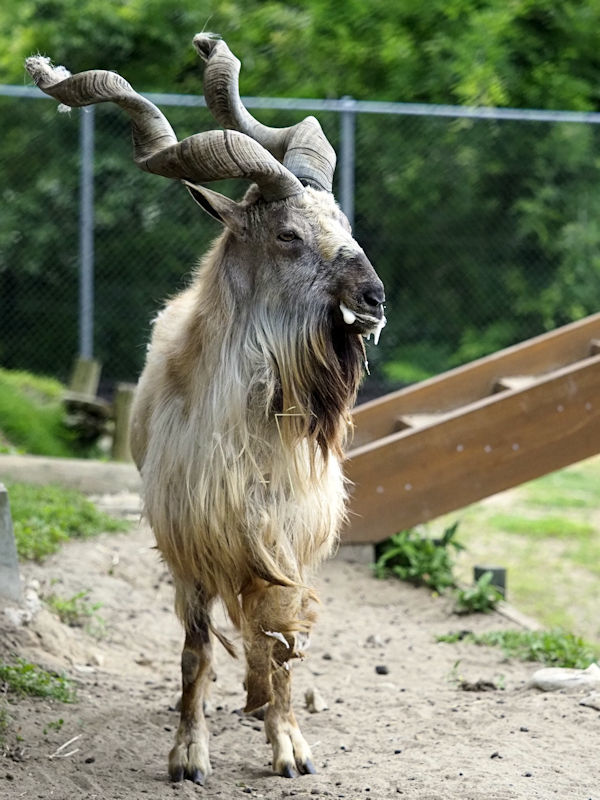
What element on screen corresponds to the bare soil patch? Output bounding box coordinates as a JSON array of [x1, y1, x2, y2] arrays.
[[1, 521, 599, 800]]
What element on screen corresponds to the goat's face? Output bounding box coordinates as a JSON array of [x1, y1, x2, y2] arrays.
[[188, 183, 386, 341]]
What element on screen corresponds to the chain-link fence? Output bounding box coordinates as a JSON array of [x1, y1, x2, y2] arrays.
[[2, 86, 600, 397]]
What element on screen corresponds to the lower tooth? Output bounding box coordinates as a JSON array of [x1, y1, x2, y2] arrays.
[[373, 316, 387, 345]]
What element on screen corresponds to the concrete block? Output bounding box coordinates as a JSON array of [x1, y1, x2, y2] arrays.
[[0, 483, 21, 602], [335, 543, 375, 564]]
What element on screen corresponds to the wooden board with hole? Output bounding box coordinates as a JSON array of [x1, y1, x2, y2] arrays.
[[342, 313, 600, 544]]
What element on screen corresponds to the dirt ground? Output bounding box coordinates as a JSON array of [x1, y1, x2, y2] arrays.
[[1, 518, 599, 800]]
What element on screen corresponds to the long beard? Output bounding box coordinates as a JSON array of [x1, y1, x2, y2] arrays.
[[262, 303, 366, 461]]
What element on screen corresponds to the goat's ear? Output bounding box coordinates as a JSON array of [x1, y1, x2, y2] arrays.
[[182, 181, 246, 234]]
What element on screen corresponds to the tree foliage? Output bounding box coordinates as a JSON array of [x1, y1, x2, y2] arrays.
[[2, 1, 600, 383], [4, 0, 600, 107]]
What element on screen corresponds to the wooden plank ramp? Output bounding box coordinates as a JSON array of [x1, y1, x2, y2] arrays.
[[343, 312, 600, 544]]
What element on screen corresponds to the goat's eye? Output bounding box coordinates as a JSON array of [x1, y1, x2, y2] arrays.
[[277, 229, 300, 242]]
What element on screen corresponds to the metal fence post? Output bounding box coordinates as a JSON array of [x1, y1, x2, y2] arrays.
[[339, 95, 356, 229], [79, 106, 95, 360]]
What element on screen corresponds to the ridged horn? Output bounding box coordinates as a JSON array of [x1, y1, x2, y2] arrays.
[[194, 34, 336, 193], [24, 55, 303, 202]]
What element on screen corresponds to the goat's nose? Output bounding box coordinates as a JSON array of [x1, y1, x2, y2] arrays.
[[363, 284, 385, 308]]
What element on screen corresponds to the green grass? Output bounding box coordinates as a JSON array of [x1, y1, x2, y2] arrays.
[[0, 367, 98, 457], [489, 513, 594, 539], [524, 465, 600, 510], [430, 456, 600, 643], [0, 367, 72, 456], [0, 659, 76, 702], [438, 629, 600, 670], [7, 481, 129, 561]]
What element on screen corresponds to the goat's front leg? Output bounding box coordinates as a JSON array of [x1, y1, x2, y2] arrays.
[[169, 617, 214, 784], [265, 640, 316, 778], [242, 583, 316, 778]]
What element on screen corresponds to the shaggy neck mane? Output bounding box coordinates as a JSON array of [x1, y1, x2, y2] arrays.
[[185, 229, 366, 475]]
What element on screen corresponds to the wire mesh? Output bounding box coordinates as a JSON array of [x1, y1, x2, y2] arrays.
[[2, 90, 600, 393]]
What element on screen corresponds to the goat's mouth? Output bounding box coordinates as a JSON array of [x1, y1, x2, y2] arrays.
[[338, 302, 387, 345]]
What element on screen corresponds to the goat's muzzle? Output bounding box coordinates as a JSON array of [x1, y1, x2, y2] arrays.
[[337, 269, 386, 343]]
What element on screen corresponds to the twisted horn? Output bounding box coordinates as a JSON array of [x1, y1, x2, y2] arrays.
[[194, 34, 336, 193], [24, 55, 303, 202]]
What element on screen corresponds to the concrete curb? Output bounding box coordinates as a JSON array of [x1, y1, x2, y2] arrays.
[[0, 454, 141, 495]]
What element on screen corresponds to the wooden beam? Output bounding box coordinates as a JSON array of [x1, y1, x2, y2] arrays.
[[343, 353, 600, 544], [351, 312, 600, 448], [69, 357, 101, 397], [111, 383, 136, 462]]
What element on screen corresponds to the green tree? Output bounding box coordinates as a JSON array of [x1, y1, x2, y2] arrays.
[[2, 0, 600, 383]]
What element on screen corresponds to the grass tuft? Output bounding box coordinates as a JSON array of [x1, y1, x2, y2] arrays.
[[7, 481, 129, 561], [0, 659, 76, 702], [46, 589, 105, 637], [437, 629, 600, 669]]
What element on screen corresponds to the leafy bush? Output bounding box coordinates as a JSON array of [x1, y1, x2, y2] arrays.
[[8, 481, 129, 561], [374, 522, 464, 593], [455, 571, 503, 615], [0, 659, 76, 702], [437, 629, 600, 669]]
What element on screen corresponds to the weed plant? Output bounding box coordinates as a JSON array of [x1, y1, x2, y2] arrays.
[[374, 522, 463, 593], [46, 589, 105, 636], [454, 571, 503, 614], [43, 718, 64, 735]]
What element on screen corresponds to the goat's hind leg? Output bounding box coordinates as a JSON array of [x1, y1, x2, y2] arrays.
[[169, 592, 214, 784]]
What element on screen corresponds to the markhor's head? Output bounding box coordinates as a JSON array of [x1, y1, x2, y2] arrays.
[[25, 33, 385, 344]]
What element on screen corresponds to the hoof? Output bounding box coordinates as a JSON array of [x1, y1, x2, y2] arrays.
[[187, 768, 205, 785], [298, 758, 317, 775], [279, 763, 297, 779], [169, 765, 184, 783]]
